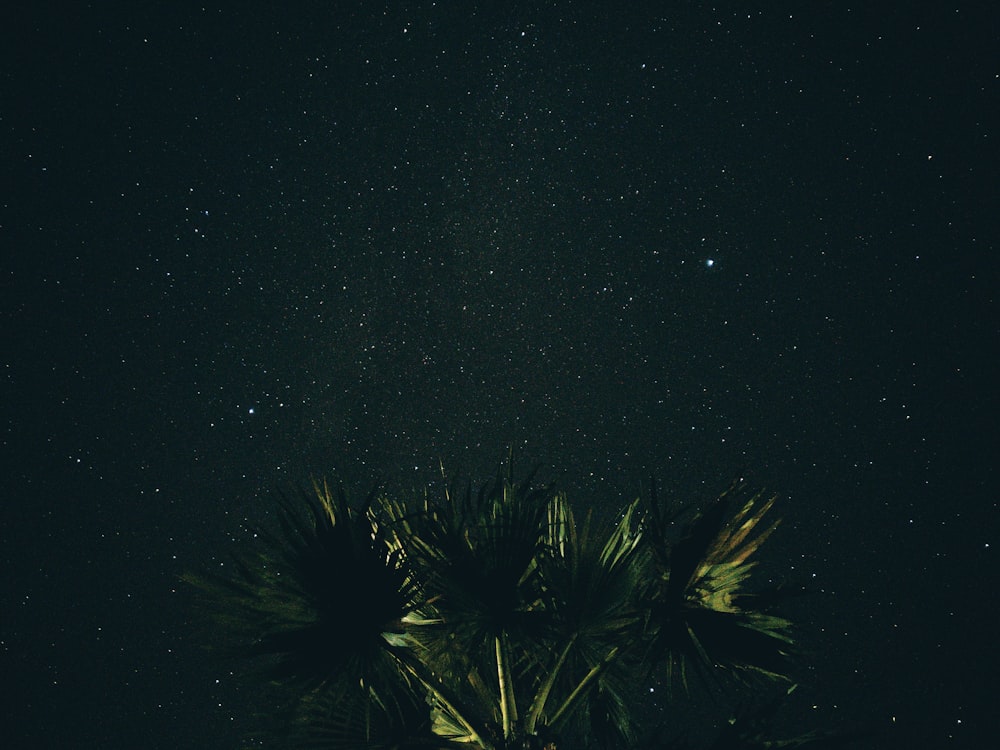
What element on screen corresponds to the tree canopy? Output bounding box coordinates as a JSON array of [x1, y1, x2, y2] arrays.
[[185, 461, 871, 749]]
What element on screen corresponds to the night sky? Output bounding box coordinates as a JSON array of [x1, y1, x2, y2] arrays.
[[2, 2, 997, 748]]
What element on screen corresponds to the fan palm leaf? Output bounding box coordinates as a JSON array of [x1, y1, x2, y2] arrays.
[[523, 494, 646, 743], [184, 479, 425, 717], [640, 482, 795, 688], [402, 466, 553, 745]]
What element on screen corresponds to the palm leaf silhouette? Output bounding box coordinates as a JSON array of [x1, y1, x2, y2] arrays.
[[186, 463, 866, 749], [640, 482, 795, 688]]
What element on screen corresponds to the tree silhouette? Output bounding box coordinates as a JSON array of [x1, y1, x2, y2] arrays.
[[185, 461, 871, 749]]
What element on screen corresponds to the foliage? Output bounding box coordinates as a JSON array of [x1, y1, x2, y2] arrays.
[[185, 462, 869, 749]]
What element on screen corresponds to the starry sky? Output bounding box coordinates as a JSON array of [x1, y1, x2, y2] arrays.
[[2, 2, 997, 748]]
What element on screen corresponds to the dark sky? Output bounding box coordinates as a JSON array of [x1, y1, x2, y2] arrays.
[[2, 2, 996, 748]]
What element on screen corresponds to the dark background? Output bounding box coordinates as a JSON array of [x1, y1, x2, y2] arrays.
[[2, 2, 996, 748]]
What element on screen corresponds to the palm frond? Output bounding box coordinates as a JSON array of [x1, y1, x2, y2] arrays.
[[184, 480, 423, 693], [406, 468, 552, 652], [642, 484, 796, 687], [524, 494, 646, 740]]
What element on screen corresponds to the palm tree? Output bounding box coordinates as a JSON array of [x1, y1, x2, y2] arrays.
[[185, 462, 868, 749]]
